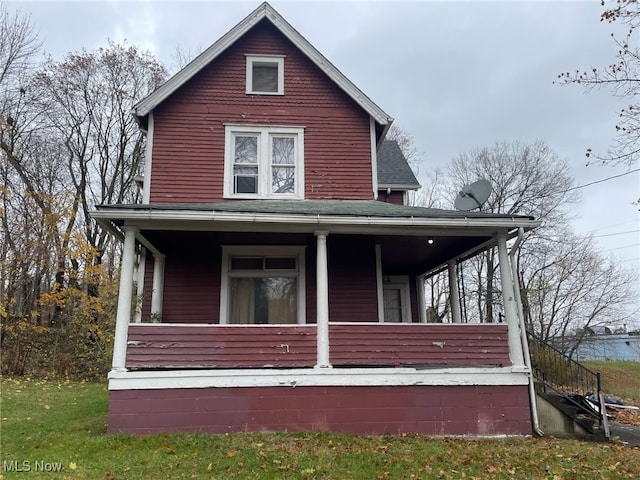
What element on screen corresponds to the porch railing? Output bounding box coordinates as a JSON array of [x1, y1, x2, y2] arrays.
[[125, 322, 511, 370], [527, 331, 609, 436]]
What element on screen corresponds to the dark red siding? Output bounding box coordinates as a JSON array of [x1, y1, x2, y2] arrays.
[[150, 21, 374, 203], [127, 325, 316, 368], [125, 324, 510, 369], [327, 237, 378, 322], [330, 324, 510, 367], [377, 190, 405, 205], [108, 385, 532, 436]]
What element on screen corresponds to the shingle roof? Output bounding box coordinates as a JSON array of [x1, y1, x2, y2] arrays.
[[377, 140, 420, 189], [97, 199, 533, 220]]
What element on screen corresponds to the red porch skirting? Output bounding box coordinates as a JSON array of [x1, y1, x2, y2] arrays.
[[108, 385, 532, 436]]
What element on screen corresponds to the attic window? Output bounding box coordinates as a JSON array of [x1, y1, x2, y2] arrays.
[[246, 55, 284, 95]]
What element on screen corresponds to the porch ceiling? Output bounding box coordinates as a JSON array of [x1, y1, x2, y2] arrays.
[[376, 235, 490, 275]]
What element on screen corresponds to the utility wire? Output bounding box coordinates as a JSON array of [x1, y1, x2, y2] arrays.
[[565, 168, 640, 192], [593, 229, 640, 238]]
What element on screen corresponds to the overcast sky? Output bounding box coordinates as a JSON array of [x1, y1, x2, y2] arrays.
[[11, 0, 639, 317]]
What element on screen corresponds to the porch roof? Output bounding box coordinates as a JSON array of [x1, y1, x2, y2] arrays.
[[95, 199, 534, 222]]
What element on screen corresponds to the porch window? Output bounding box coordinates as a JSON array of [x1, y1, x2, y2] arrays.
[[220, 246, 306, 324], [246, 55, 284, 95], [224, 125, 304, 199]]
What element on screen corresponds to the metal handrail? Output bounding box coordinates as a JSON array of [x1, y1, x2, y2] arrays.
[[527, 330, 607, 432]]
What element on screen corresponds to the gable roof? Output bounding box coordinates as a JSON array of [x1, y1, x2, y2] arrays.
[[133, 2, 393, 135], [377, 140, 421, 190]]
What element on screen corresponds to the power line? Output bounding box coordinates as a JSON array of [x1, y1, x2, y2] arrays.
[[593, 229, 640, 238], [602, 243, 640, 253], [565, 168, 640, 192]]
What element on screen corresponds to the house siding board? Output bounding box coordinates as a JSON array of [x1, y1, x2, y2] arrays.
[[149, 21, 373, 204], [125, 324, 509, 369], [377, 190, 405, 205], [126, 325, 317, 368], [329, 324, 510, 367], [327, 237, 378, 322], [108, 385, 532, 436]]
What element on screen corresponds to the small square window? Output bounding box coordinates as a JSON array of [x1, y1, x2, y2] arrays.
[[246, 55, 284, 95]]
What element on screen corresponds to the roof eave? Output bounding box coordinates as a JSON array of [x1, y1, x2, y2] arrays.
[[91, 207, 540, 233]]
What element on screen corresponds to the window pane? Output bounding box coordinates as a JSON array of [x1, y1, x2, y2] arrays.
[[235, 136, 257, 164], [272, 137, 294, 165], [234, 165, 258, 194], [252, 63, 278, 92], [229, 277, 297, 324], [265, 257, 296, 270], [231, 257, 263, 270], [383, 288, 403, 323], [272, 166, 295, 194]]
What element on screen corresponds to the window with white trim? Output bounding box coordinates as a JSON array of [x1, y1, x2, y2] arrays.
[[224, 125, 304, 199], [220, 246, 306, 325], [246, 55, 284, 95]]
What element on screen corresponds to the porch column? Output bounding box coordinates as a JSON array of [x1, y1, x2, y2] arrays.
[[497, 234, 525, 367], [315, 230, 331, 368], [150, 253, 165, 322], [447, 260, 462, 323], [112, 226, 137, 371]]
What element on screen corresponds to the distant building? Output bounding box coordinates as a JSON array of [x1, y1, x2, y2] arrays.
[[573, 327, 640, 362]]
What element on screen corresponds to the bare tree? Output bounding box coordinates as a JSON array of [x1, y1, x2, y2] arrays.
[[32, 41, 168, 286], [523, 227, 637, 357], [444, 140, 576, 323], [556, 0, 639, 167]]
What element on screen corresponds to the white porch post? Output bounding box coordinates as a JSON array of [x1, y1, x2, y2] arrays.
[[497, 234, 525, 367], [315, 230, 331, 368], [447, 260, 462, 324], [150, 253, 165, 322], [112, 226, 137, 371]]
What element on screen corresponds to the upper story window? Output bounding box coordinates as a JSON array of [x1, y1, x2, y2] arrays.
[[224, 125, 304, 199], [246, 55, 284, 95]]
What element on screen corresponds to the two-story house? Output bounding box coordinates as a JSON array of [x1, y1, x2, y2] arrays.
[[92, 2, 540, 436]]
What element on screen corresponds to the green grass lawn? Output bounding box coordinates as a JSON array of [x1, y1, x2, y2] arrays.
[[583, 361, 640, 404], [1, 377, 639, 480]]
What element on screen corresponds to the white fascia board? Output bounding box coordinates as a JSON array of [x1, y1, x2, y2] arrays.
[[108, 366, 530, 390], [91, 208, 541, 233], [378, 184, 422, 191], [132, 3, 392, 129]]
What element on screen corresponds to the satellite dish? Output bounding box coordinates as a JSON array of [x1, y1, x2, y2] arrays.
[[454, 179, 492, 211]]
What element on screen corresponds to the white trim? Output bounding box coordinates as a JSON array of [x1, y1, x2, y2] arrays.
[[448, 261, 462, 324], [416, 274, 427, 324], [370, 117, 378, 199], [150, 253, 165, 321], [245, 54, 285, 95], [141, 112, 154, 204], [223, 125, 304, 199], [108, 366, 530, 390], [497, 235, 525, 367], [112, 227, 137, 370], [93, 209, 540, 232], [219, 245, 306, 325], [378, 184, 421, 191], [134, 248, 146, 323], [315, 230, 331, 367], [375, 244, 384, 323], [132, 3, 392, 127]]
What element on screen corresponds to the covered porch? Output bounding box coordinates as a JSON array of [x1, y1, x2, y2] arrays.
[[93, 200, 539, 435]]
